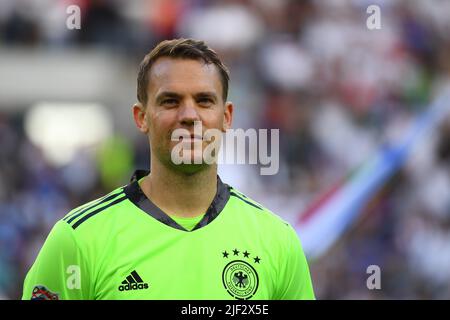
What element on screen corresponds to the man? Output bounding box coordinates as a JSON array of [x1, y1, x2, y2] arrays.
[[22, 38, 315, 300]]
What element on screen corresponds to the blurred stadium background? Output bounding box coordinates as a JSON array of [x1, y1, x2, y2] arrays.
[[1, 0, 450, 299]]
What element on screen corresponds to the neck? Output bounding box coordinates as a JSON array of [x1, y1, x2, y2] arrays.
[[141, 158, 218, 218]]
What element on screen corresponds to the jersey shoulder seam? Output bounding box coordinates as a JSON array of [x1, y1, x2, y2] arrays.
[[228, 186, 291, 228], [62, 187, 127, 230]]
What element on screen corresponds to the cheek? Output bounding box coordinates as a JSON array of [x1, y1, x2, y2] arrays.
[[149, 111, 175, 137], [203, 109, 224, 127]]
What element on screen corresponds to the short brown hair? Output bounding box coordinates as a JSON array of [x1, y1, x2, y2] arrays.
[[137, 38, 230, 105]]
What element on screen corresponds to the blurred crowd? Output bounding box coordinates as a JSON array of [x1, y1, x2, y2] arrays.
[[1, 0, 450, 299]]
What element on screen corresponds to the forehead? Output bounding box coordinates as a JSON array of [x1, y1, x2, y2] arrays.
[[148, 57, 223, 98]]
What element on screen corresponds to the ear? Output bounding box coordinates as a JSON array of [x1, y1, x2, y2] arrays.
[[132, 103, 149, 134], [222, 101, 233, 132]]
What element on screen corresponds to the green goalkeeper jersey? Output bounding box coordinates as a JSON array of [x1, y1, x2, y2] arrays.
[[22, 170, 315, 300]]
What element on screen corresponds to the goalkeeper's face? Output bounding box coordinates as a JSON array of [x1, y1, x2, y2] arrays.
[[134, 57, 233, 173]]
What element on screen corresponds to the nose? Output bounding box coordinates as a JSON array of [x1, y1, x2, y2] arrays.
[[177, 99, 200, 126]]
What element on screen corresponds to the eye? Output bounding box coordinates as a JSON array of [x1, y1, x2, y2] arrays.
[[161, 98, 178, 107], [197, 97, 214, 107]]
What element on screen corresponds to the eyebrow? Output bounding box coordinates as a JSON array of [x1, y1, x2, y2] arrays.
[[155, 91, 182, 104], [194, 92, 218, 102], [155, 91, 218, 103]]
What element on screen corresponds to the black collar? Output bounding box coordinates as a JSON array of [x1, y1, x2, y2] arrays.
[[123, 170, 230, 231]]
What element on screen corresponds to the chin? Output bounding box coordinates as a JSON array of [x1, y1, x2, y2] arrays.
[[172, 162, 210, 176]]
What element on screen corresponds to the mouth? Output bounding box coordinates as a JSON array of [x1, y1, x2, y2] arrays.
[[187, 130, 204, 139], [175, 134, 203, 142], [190, 134, 203, 140]]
